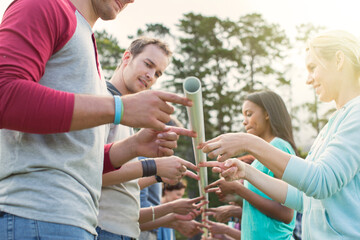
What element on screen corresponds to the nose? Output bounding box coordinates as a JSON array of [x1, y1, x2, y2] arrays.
[[306, 73, 313, 85], [146, 69, 156, 81], [242, 117, 248, 126]]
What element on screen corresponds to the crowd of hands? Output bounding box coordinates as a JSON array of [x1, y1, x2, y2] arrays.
[[160, 169, 244, 240], [137, 125, 248, 239], [123, 111, 257, 239]]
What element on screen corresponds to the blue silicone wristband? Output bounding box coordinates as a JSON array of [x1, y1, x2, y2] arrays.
[[113, 95, 122, 125]]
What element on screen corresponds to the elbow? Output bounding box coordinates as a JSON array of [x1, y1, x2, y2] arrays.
[[305, 185, 334, 200], [279, 208, 294, 224], [283, 216, 293, 225]]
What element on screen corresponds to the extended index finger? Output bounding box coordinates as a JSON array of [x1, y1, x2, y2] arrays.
[[165, 126, 197, 138], [157, 91, 192, 107], [188, 196, 206, 204], [181, 159, 200, 172], [205, 178, 223, 190], [183, 170, 200, 180], [198, 161, 223, 168], [205, 187, 220, 193]]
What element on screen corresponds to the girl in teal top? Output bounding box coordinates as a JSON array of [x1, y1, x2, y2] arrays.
[[203, 91, 297, 239], [200, 30, 360, 239], [240, 91, 297, 239], [243, 137, 296, 239]]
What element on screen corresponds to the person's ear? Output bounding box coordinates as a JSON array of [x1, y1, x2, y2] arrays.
[[122, 51, 132, 66], [265, 111, 270, 120], [335, 50, 345, 71]]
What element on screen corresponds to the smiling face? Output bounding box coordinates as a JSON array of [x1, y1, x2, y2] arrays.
[[242, 100, 271, 139], [305, 49, 341, 103], [120, 44, 169, 94]]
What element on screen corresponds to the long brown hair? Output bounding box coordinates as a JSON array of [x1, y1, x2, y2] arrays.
[[246, 91, 297, 154]]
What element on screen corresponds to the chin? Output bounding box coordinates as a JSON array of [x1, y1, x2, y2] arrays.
[[318, 94, 332, 103]]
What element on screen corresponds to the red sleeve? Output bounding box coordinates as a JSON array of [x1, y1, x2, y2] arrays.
[[103, 143, 120, 174], [0, 0, 76, 134]]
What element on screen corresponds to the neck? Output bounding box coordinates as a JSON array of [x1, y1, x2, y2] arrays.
[[109, 68, 130, 96], [336, 88, 360, 109], [70, 0, 98, 27], [260, 131, 275, 143]]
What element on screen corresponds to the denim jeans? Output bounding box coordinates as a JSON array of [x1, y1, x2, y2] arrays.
[[96, 227, 136, 240], [0, 211, 96, 240]]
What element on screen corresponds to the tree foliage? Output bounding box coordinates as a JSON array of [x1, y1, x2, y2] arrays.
[[95, 30, 125, 80], [94, 16, 330, 240]]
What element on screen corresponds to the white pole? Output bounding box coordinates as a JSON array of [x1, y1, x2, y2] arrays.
[[183, 76, 208, 237]]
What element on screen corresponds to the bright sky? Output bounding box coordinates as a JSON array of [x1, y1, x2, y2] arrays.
[[1, 0, 359, 44], [1, 0, 359, 146]]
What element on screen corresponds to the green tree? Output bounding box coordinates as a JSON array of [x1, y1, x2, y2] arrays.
[[95, 30, 125, 80], [160, 13, 245, 213], [167, 13, 243, 136], [236, 13, 290, 93], [129, 23, 172, 39]]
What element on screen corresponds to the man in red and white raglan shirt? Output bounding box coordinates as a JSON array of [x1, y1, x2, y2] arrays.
[[0, 0, 195, 239]]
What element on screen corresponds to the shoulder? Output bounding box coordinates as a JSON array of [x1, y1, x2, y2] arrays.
[[271, 137, 295, 155], [5, 0, 75, 19], [3, 0, 77, 52]]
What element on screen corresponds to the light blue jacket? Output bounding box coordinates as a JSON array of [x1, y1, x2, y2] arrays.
[[283, 96, 360, 239]]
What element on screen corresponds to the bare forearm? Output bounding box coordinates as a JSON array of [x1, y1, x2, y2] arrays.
[[245, 164, 288, 204], [235, 183, 293, 223], [70, 94, 114, 131], [102, 161, 142, 186], [225, 228, 241, 239], [246, 135, 291, 178], [139, 202, 174, 224], [140, 213, 175, 230], [108, 136, 138, 168], [138, 176, 157, 190]]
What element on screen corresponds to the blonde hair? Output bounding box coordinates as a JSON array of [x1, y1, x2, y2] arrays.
[[306, 30, 360, 73]]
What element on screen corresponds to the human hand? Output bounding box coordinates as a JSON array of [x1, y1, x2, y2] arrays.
[[121, 90, 192, 131], [199, 158, 247, 182], [204, 205, 239, 223], [205, 178, 241, 196], [171, 219, 206, 238], [198, 133, 254, 162], [171, 196, 207, 216], [238, 154, 255, 164], [155, 156, 200, 182], [205, 178, 243, 202], [203, 219, 230, 236], [134, 127, 196, 158]]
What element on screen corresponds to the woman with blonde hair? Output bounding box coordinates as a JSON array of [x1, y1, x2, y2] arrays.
[[199, 30, 360, 239]]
